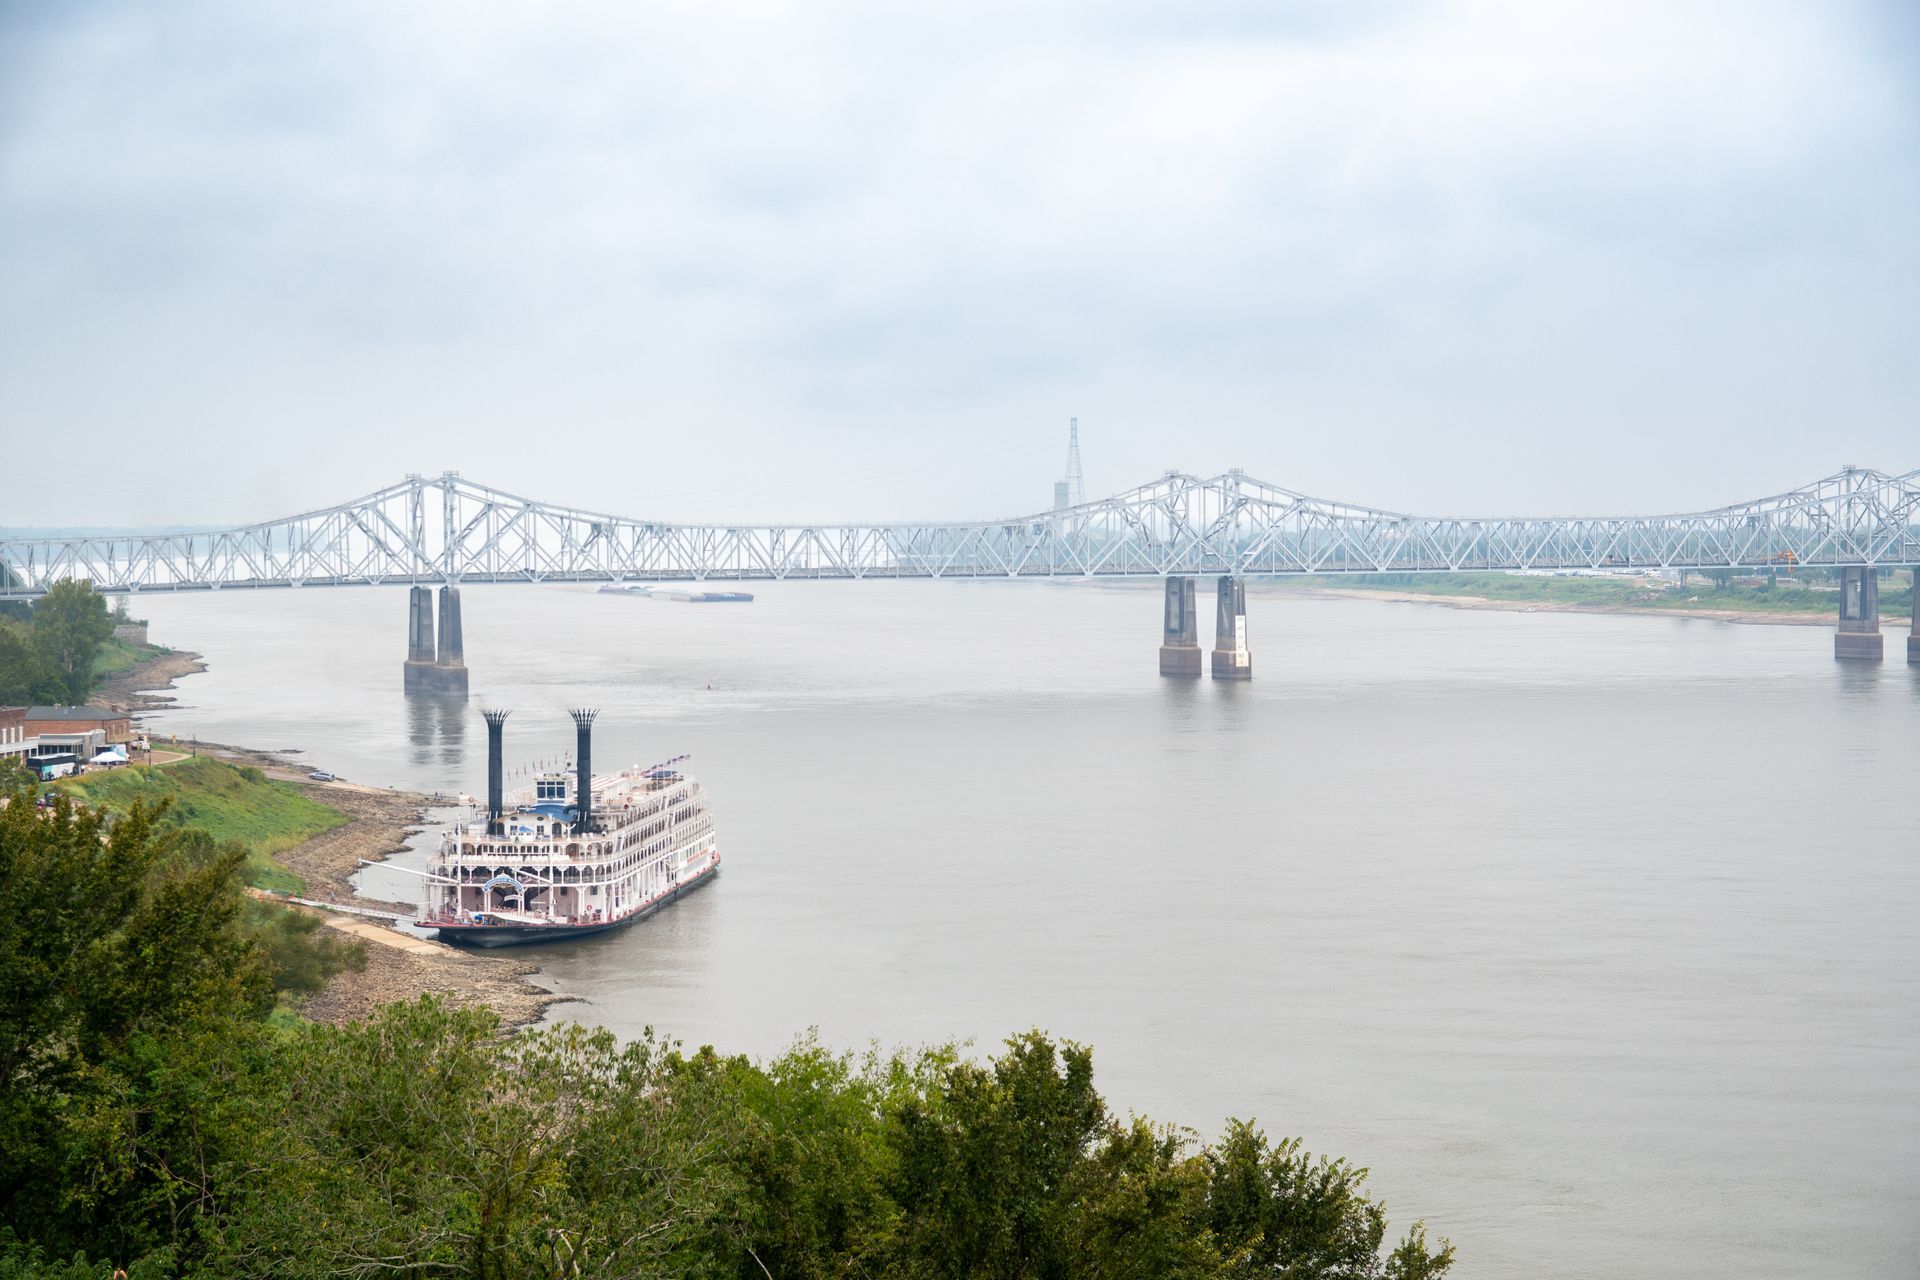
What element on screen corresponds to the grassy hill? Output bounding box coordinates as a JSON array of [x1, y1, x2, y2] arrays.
[[91, 634, 174, 677], [57, 757, 347, 894]]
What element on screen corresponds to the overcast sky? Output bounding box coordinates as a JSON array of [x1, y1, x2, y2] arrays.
[[1, 0, 1915, 527]]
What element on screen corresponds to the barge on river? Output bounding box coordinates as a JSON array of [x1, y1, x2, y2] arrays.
[[412, 708, 720, 947], [598, 584, 755, 603]]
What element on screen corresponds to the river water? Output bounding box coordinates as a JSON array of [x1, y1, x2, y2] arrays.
[[130, 582, 1918, 1279]]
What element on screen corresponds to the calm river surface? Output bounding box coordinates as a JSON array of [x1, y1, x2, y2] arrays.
[[131, 582, 1918, 1279]]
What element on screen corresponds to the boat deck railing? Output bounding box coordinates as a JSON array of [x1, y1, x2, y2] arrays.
[[445, 791, 699, 843]]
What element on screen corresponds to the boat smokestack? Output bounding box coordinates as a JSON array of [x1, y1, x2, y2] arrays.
[[482, 708, 510, 833], [569, 707, 599, 833]]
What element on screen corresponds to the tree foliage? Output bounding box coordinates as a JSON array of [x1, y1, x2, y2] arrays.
[[0, 622, 59, 705], [246, 900, 367, 995], [202, 1004, 709, 1278], [0, 786, 270, 1261], [0, 769, 1456, 1280], [28, 579, 116, 704], [0, 579, 119, 705]]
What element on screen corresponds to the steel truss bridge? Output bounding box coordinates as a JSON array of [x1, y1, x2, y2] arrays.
[[1, 466, 1916, 598]]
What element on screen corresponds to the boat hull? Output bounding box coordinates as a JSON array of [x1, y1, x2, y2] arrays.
[[429, 863, 720, 948]]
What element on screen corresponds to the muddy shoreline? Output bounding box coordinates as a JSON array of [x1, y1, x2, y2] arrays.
[[110, 646, 567, 1031]]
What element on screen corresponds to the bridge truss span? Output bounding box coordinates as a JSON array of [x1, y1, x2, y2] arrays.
[[1, 465, 1916, 598]]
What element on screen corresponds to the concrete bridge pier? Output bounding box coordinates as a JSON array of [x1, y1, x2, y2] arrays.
[[437, 586, 465, 669], [403, 586, 434, 690], [1211, 576, 1252, 680], [403, 584, 471, 695], [1909, 570, 1919, 664], [406, 586, 434, 662], [1834, 567, 1882, 661], [1158, 576, 1202, 677]]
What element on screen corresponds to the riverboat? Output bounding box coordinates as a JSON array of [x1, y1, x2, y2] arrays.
[[412, 709, 720, 947]]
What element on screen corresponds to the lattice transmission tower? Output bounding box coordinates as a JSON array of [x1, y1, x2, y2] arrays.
[[1063, 417, 1086, 508]]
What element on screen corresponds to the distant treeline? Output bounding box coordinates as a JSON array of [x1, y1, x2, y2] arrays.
[[0, 773, 1453, 1280], [1290, 569, 1913, 615]]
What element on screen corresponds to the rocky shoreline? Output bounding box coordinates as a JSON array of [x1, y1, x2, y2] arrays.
[[91, 645, 210, 712], [295, 913, 566, 1030], [106, 646, 568, 1031]]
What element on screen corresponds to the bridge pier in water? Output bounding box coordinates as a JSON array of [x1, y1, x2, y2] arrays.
[[1211, 576, 1251, 680], [404, 584, 471, 695], [1833, 567, 1882, 662], [1158, 576, 1202, 677], [1911, 571, 1920, 664]]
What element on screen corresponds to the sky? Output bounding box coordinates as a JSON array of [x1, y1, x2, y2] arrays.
[[1, 0, 1915, 527]]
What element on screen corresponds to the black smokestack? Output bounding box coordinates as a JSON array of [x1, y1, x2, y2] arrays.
[[569, 708, 599, 833], [482, 709, 510, 833]]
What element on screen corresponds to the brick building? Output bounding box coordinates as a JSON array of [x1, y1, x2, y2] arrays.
[[0, 706, 26, 760], [25, 705, 133, 744]]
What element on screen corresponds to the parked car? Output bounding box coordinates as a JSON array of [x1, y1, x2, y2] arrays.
[[309, 771, 336, 782]]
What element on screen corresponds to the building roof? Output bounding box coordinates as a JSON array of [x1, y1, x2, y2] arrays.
[[26, 705, 125, 721]]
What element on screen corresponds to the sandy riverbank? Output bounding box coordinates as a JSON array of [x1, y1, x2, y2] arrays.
[[109, 646, 566, 1030]]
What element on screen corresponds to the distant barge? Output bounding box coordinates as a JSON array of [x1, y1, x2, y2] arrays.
[[598, 584, 754, 603]]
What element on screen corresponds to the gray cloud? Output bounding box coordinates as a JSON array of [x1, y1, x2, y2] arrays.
[[1, 0, 1914, 526]]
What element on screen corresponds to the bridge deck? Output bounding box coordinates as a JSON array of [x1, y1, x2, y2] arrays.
[[2, 466, 1915, 596]]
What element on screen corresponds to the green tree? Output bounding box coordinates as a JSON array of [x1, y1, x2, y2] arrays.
[[695, 1035, 929, 1277], [0, 623, 59, 704], [0, 560, 29, 623], [0, 785, 271, 1261], [246, 900, 368, 996], [203, 1002, 736, 1280], [884, 1031, 1108, 1278], [29, 580, 115, 704], [1205, 1121, 1453, 1279], [0, 1234, 174, 1279], [1062, 1117, 1219, 1280]]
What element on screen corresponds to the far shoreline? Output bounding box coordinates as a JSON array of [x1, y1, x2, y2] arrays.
[[1278, 584, 1840, 627], [1082, 573, 1910, 630]]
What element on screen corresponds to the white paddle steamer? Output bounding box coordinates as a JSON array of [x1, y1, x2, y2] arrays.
[[412, 709, 720, 947]]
